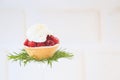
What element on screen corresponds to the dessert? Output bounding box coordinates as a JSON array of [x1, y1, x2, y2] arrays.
[[24, 24, 59, 60]]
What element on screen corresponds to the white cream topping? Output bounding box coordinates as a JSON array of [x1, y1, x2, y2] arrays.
[[26, 24, 52, 42]]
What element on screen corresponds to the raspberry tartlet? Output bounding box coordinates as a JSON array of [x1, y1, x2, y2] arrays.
[[24, 24, 59, 60]]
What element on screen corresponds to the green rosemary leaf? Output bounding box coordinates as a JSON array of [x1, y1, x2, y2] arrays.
[[8, 48, 74, 67]]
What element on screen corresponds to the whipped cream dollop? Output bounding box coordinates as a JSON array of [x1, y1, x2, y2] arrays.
[[26, 24, 52, 42]]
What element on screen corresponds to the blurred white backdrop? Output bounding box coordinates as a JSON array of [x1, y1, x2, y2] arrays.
[[0, 0, 120, 80]]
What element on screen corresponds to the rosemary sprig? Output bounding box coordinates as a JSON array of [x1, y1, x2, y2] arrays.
[[8, 49, 73, 67]]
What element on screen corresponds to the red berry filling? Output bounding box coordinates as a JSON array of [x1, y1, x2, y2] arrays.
[[28, 41, 37, 47], [24, 35, 59, 47], [37, 42, 46, 47], [45, 40, 55, 46], [24, 39, 29, 46]]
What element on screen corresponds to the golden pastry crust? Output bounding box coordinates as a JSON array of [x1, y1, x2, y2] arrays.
[[24, 44, 59, 60]]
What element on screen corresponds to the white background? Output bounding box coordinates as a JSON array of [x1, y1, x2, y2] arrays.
[[0, 0, 120, 80]]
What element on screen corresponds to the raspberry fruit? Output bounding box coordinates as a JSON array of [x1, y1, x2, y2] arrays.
[[24, 35, 59, 47], [28, 41, 36, 47], [46, 35, 51, 40], [24, 39, 29, 46], [49, 35, 59, 44], [45, 40, 55, 46], [37, 42, 45, 47]]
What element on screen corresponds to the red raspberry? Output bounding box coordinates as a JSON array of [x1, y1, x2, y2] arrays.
[[37, 42, 45, 47], [49, 35, 59, 44], [28, 41, 37, 47], [24, 39, 29, 46], [45, 40, 55, 46], [46, 35, 51, 40]]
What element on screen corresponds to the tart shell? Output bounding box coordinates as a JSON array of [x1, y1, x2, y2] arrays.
[[24, 44, 59, 60]]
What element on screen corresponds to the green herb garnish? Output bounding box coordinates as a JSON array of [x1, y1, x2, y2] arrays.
[[8, 49, 73, 67]]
